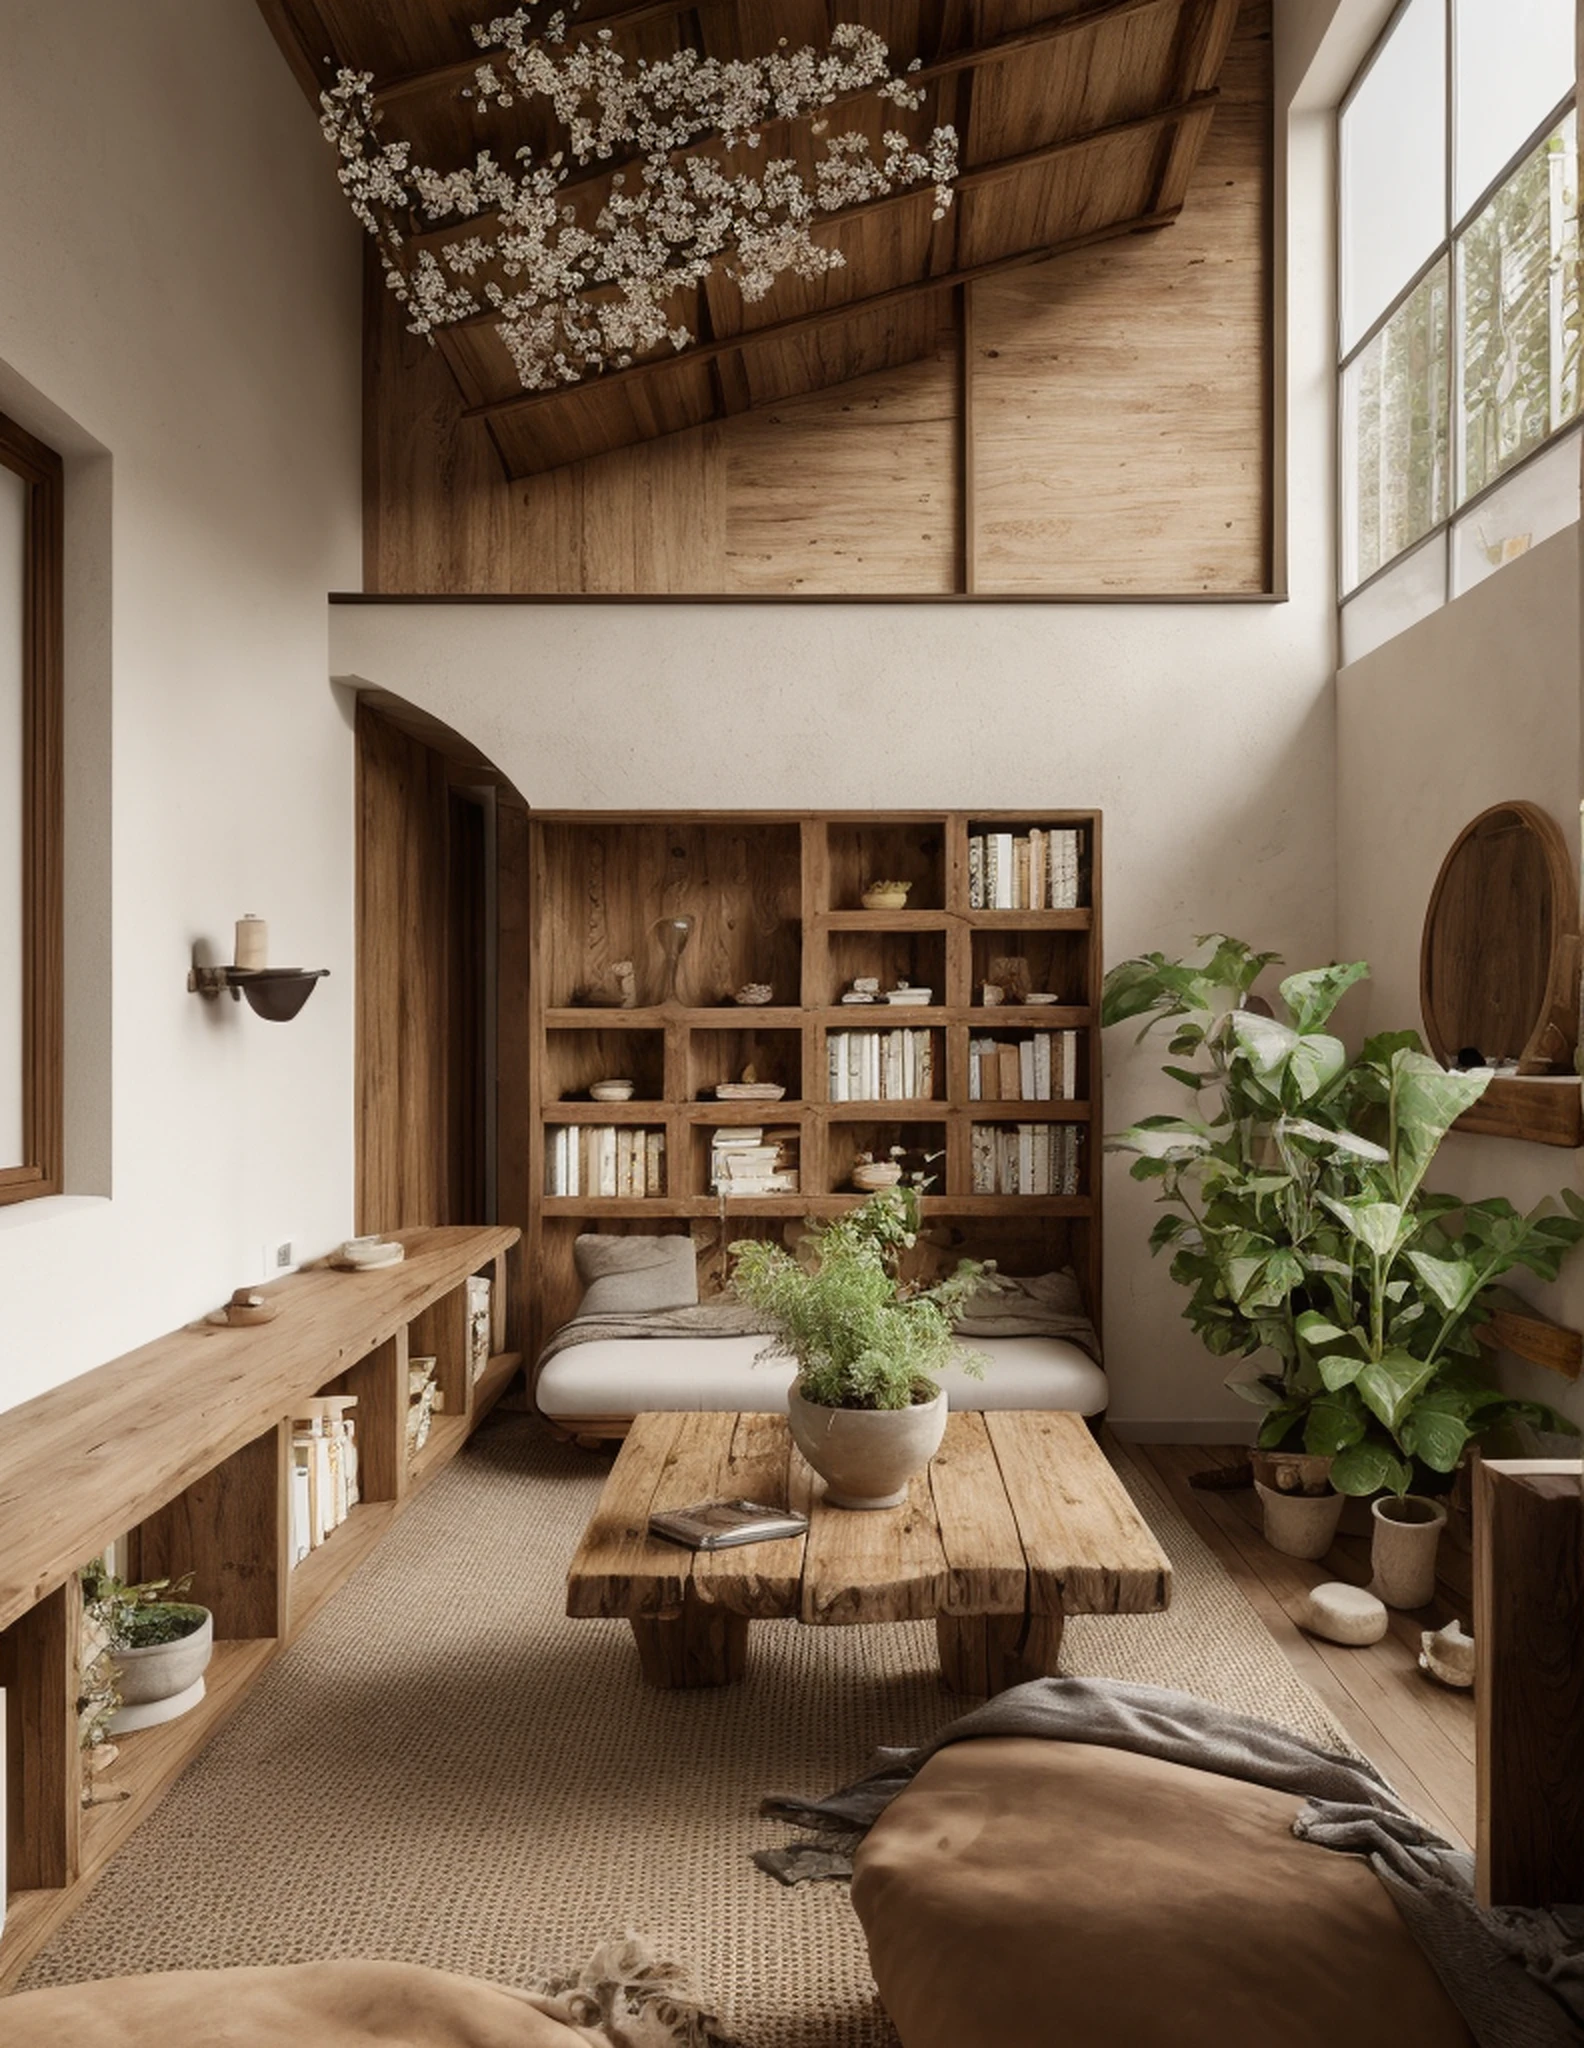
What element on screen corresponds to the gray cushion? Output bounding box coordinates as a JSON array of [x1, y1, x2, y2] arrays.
[[573, 1234, 699, 1317]]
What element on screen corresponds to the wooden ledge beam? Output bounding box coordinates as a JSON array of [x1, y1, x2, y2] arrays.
[[461, 207, 1181, 428], [381, 0, 1180, 136], [1476, 1304, 1584, 1379], [439, 89, 1218, 339]]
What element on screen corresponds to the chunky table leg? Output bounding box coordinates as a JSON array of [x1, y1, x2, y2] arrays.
[[629, 1593, 750, 1688], [936, 1610, 1065, 1695]]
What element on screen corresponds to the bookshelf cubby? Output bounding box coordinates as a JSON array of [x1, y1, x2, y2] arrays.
[[0, 1224, 519, 1988], [527, 811, 1103, 1366]]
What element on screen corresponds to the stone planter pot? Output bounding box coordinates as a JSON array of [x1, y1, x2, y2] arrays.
[[1370, 1495, 1447, 1610], [1255, 1480, 1345, 1560], [106, 1605, 213, 1735], [787, 1382, 947, 1510]]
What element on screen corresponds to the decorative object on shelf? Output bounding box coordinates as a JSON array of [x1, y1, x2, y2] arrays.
[[715, 1080, 787, 1102], [861, 880, 912, 911], [80, 1559, 213, 1742], [408, 1356, 439, 1455], [841, 976, 882, 1004], [318, 13, 959, 398], [1253, 1478, 1344, 1561], [980, 983, 1005, 1007], [589, 1078, 636, 1102], [1299, 1581, 1389, 1646], [710, 1125, 799, 1195], [572, 960, 638, 1010], [1421, 800, 1580, 1076], [333, 1235, 406, 1271], [885, 982, 931, 1006], [205, 1286, 279, 1328], [733, 982, 774, 1006], [1026, 991, 1061, 1006], [850, 1155, 903, 1192], [729, 1188, 993, 1508], [988, 955, 1032, 1005], [656, 915, 695, 1006], [467, 1275, 493, 1385], [1102, 933, 1584, 1502], [234, 914, 268, 971], [1369, 1494, 1447, 1610], [1419, 1617, 1475, 1688]]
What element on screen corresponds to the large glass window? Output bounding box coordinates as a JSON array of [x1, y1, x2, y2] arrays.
[[0, 410, 63, 1204], [1339, 0, 1577, 653]]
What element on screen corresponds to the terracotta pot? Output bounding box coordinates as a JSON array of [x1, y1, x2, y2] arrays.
[[1250, 1449, 1334, 1498], [1255, 1480, 1344, 1560], [787, 1382, 947, 1510], [1370, 1495, 1447, 1610], [107, 1606, 212, 1734]]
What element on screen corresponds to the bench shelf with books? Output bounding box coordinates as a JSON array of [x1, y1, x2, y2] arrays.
[[526, 811, 1103, 1363]]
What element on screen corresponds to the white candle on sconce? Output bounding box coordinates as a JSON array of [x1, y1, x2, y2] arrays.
[[234, 916, 268, 971]]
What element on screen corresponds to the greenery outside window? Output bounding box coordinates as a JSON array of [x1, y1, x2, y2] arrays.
[[0, 408, 63, 1204], [1339, 0, 1579, 657]]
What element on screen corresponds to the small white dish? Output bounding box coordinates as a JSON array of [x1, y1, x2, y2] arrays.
[[590, 1079, 636, 1102], [1025, 992, 1060, 1005]]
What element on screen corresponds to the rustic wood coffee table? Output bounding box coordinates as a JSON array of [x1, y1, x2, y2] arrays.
[[566, 1409, 1171, 1692]]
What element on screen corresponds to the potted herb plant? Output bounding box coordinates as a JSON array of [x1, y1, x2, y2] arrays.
[[80, 1559, 213, 1739], [730, 1188, 993, 1509], [1102, 937, 1582, 1580]]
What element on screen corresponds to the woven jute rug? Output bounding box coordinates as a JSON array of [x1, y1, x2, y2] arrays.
[[20, 1418, 1349, 2044]]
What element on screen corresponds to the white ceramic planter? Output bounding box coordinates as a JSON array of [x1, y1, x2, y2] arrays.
[[787, 1383, 947, 1509], [106, 1607, 213, 1734], [1370, 1495, 1447, 1610], [1255, 1480, 1345, 1560]]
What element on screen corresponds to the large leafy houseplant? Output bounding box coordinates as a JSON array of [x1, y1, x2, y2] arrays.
[[730, 1188, 991, 1409], [1103, 937, 1582, 1496]]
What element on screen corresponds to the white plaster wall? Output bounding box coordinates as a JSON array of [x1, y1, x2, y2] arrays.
[[1336, 526, 1584, 1422], [329, 34, 1344, 1436], [0, 2, 363, 1410]]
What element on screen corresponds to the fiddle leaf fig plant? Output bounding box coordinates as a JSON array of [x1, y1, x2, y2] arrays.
[[1103, 936, 1583, 1494]]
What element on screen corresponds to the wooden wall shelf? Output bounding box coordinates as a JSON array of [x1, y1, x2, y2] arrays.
[[0, 1223, 519, 1989], [527, 810, 1103, 1362], [1453, 1075, 1584, 1148]]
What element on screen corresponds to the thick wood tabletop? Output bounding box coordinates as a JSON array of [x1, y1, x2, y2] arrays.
[[566, 1410, 1171, 1627]]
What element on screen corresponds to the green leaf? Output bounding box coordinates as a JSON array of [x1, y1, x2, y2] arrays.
[[1331, 1441, 1413, 1497], [1318, 1351, 1365, 1390], [1108, 1121, 1212, 1160], [1226, 1372, 1285, 1409], [1257, 1405, 1304, 1449], [1162, 1066, 1206, 1091], [1304, 1389, 1368, 1456], [1356, 1028, 1425, 1072], [1294, 1309, 1348, 1349], [1148, 1213, 1190, 1252], [1279, 1117, 1390, 1163], [1286, 1033, 1347, 1105], [1399, 1405, 1472, 1474], [1319, 1195, 1407, 1259], [1386, 1050, 1492, 1204], [1278, 961, 1370, 1034], [1227, 1010, 1300, 1074], [1356, 1349, 1439, 1432], [1403, 1248, 1480, 1317]]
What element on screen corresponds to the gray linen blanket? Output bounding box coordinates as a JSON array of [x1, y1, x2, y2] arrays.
[[756, 1675, 1584, 2048]]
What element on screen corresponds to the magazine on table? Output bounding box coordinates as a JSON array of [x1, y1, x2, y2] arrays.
[[648, 1498, 810, 1550]]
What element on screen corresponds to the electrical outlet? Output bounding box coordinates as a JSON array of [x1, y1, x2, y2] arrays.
[[262, 1237, 297, 1281]]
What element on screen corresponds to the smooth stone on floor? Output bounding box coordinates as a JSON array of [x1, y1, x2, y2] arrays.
[[1300, 1581, 1389, 1645]]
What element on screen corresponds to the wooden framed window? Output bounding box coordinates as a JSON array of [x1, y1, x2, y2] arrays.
[[0, 410, 63, 1203]]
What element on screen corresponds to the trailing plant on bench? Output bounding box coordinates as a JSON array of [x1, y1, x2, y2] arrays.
[[1102, 937, 1582, 1495]]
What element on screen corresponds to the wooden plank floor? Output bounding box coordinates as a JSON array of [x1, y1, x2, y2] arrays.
[[1130, 1442, 1477, 1850]]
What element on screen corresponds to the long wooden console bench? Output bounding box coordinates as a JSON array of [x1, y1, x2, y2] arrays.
[[0, 1222, 520, 1987]]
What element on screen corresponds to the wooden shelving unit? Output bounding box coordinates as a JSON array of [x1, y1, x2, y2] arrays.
[[0, 1223, 519, 1988], [527, 810, 1103, 1360]]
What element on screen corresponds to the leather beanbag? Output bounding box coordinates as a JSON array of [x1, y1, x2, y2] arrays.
[[2, 1958, 594, 2048], [850, 1737, 1474, 2048]]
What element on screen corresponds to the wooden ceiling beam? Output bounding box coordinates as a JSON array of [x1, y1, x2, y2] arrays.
[[462, 205, 1182, 429], [439, 89, 1218, 338], [372, 1, 701, 106]]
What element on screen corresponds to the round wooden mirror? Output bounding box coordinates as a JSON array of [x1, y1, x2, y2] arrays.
[[1420, 801, 1580, 1073]]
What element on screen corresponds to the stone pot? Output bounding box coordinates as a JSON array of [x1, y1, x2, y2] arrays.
[[787, 1382, 947, 1510], [107, 1605, 213, 1735], [1370, 1495, 1447, 1610], [1255, 1480, 1345, 1560]]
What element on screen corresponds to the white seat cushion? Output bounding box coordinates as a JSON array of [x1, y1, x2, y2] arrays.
[[535, 1334, 1107, 1422]]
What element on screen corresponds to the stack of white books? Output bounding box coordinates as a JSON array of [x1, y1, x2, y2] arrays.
[[290, 1395, 360, 1564], [710, 1125, 800, 1195]]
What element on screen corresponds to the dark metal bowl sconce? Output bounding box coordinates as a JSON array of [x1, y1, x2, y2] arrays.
[[189, 963, 330, 1022]]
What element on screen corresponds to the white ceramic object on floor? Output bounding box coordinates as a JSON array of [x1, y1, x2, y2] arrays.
[[787, 1383, 947, 1509], [1255, 1480, 1345, 1561], [1419, 1619, 1475, 1688], [1369, 1495, 1447, 1609], [1300, 1581, 1389, 1645]]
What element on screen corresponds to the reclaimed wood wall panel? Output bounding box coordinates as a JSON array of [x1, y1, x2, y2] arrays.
[[968, 0, 1269, 593], [357, 0, 1270, 594]]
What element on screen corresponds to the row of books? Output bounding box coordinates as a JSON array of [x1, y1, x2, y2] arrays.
[[967, 1031, 1080, 1102], [970, 1123, 1083, 1196], [408, 1355, 441, 1456], [711, 1125, 800, 1196], [546, 1124, 667, 1197], [827, 1028, 936, 1102], [968, 829, 1082, 910], [290, 1397, 359, 1564]]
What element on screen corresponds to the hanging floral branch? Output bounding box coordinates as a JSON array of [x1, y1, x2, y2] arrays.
[[319, 3, 958, 393]]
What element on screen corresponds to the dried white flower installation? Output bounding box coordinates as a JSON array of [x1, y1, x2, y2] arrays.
[[319, 1, 959, 393]]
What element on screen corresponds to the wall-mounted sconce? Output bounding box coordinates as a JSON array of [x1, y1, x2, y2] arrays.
[[188, 916, 329, 1022]]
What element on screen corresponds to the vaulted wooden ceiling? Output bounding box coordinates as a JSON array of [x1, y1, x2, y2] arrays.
[[259, 0, 1243, 478]]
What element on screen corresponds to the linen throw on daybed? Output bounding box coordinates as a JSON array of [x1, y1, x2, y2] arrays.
[[756, 1674, 1584, 2048]]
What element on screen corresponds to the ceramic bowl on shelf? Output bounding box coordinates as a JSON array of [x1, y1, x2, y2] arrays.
[[1025, 992, 1060, 1005], [589, 1079, 636, 1102], [336, 1238, 405, 1271], [861, 883, 911, 911], [851, 1161, 904, 1192], [734, 983, 774, 1006]]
